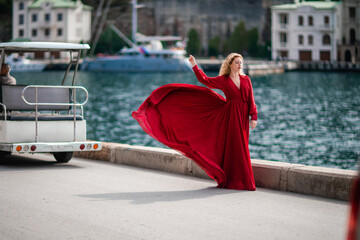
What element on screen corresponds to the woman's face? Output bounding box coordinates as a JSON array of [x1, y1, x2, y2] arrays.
[[230, 57, 242, 73]]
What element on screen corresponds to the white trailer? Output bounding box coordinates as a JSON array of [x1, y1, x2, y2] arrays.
[[0, 42, 102, 162]]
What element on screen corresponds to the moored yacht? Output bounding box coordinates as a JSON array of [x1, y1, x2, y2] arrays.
[[81, 0, 191, 72], [6, 54, 46, 72], [82, 35, 191, 72]]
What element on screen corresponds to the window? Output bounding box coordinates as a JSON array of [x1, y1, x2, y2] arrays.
[[45, 13, 51, 22], [45, 28, 50, 37], [350, 29, 356, 44], [32, 29, 37, 37], [349, 7, 356, 19], [57, 28, 63, 36], [280, 32, 287, 44], [19, 2, 24, 10], [19, 14, 24, 25], [308, 35, 313, 45], [32, 14, 37, 22], [324, 16, 329, 26], [320, 51, 331, 61], [279, 13, 288, 24], [19, 29, 24, 37], [322, 34, 331, 45], [57, 13, 63, 21], [308, 16, 313, 26], [76, 13, 82, 22], [298, 35, 304, 45], [278, 51, 288, 58], [298, 16, 303, 26], [76, 28, 82, 38]]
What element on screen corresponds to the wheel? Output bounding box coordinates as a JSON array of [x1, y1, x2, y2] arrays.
[[53, 152, 73, 163]]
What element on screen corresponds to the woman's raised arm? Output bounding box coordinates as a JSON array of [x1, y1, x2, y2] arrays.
[[188, 55, 224, 90]]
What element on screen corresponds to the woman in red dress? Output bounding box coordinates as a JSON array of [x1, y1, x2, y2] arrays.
[[132, 53, 258, 190]]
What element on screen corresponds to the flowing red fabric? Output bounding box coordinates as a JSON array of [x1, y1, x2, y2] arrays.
[[132, 65, 258, 190]]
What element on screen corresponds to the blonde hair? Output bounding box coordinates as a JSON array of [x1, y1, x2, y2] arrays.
[[219, 53, 245, 76]]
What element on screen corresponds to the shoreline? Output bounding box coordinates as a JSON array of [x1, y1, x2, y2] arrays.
[[27, 58, 360, 75], [197, 58, 360, 75]]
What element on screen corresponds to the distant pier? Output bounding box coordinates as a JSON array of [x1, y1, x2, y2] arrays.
[[298, 61, 360, 72], [197, 58, 360, 76], [197, 59, 288, 76]]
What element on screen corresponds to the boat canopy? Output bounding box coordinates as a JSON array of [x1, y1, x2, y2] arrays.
[[0, 42, 90, 52]]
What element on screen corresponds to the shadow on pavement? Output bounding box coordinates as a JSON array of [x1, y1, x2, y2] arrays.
[[78, 187, 240, 205], [0, 153, 81, 171]]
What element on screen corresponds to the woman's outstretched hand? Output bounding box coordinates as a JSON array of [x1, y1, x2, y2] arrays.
[[188, 55, 197, 67], [250, 120, 257, 130]]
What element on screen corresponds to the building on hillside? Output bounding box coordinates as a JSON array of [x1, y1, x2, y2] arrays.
[[337, 0, 360, 63], [271, 1, 342, 62], [128, 0, 293, 57], [12, 0, 92, 59]]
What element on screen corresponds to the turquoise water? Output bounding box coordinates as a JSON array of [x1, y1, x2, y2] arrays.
[[13, 70, 360, 170]]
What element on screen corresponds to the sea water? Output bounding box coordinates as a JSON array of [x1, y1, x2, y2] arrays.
[[13, 70, 360, 170]]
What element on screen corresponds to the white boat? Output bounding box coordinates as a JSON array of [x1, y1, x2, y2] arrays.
[[6, 54, 46, 72], [82, 35, 191, 72], [81, 0, 191, 72]]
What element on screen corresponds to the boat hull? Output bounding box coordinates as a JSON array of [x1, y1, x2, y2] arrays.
[[10, 63, 46, 72]]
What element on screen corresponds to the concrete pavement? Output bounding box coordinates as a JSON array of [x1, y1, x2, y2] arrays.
[[0, 153, 350, 240]]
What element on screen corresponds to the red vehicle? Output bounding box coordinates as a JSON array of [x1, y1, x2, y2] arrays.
[[347, 166, 360, 240]]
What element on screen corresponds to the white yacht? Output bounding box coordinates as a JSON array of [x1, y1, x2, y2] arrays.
[[6, 54, 46, 72], [82, 35, 191, 72], [81, 0, 191, 72]]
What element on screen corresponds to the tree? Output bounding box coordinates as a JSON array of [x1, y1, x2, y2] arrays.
[[223, 21, 248, 55], [221, 21, 271, 59], [0, 0, 12, 41], [208, 36, 220, 57], [0, 0, 11, 13], [247, 28, 259, 57], [186, 28, 201, 56], [91, 26, 125, 55]]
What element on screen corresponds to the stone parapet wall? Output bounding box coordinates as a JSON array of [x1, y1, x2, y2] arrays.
[[75, 142, 357, 201]]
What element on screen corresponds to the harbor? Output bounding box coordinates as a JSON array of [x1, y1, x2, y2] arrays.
[[1, 0, 359, 238], [11, 69, 359, 171], [28, 58, 360, 76]]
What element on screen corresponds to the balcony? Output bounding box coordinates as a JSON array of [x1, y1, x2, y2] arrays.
[[280, 23, 288, 29], [280, 42, 287, 48], [34, 20, 52, 29]]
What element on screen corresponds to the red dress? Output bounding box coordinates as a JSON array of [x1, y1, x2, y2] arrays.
[[132, 65, 258, 190]]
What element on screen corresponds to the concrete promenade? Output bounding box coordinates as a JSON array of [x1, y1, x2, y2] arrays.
[[0, 153, 350, 240]]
